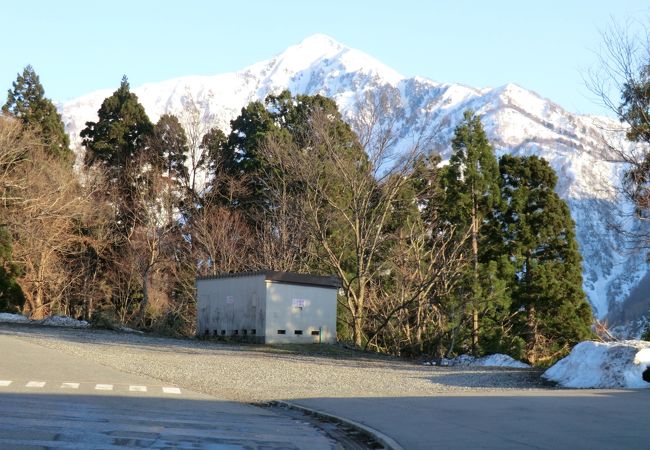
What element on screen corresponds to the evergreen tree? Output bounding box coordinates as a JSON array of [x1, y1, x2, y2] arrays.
[[198, 127, 229, 205], [215, 90, 364, 217], [498, 155, 592, 364], [147, 114, 190, 220], [618, 63, 650, 144], [616, 63, 650, 219], [80, 76, 154, 230], [149, 114, 189, 183], [199, 127, 227, 178], [443, 110, 502, 354], [223, 99, 276, 176], [2, 65, 72, 161]]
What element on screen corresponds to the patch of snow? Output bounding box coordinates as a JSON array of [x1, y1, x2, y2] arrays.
[[543, 340, 650, 388], [38, 315, 89, 328], [0, 313, 89, 328], [436, 353, 530, 368], [474, 354, 531, 368], [117, 326, 144, 334], [0, 313, 29, 323]]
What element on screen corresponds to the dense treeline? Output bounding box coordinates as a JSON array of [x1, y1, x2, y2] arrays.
[[0, 67, 594, 364]]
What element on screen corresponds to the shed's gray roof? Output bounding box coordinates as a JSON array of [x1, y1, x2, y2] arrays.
[[196, 270, 341, 289]]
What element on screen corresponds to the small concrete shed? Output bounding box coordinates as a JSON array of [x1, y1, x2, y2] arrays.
[[196, 271, 340, 344]]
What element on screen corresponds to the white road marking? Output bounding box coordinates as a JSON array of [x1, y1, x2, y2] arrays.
[[162, 387, 181, 394], [6, 380, 178, 393]]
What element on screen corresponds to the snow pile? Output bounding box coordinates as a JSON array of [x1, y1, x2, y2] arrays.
[[0, 313, 89, 328], [38, 315, 89, 328], [474, 354, 531, 368], [426, 353, 530, 368], [543, 340, 650, 388], [0, 313, 29, 323]]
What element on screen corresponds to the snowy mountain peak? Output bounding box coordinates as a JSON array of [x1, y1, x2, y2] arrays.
[[248, 34, 404, 89], [295, 33, 346, 54], [59, 35, 650, 327]]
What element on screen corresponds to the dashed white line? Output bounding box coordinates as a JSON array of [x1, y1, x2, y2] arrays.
[[162, 387, 181, 394], [129, 385, 147, 392], [5, 380, 182, 394]]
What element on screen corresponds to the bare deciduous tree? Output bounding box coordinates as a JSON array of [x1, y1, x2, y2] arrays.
[[364, 220, 469, 355], [587, 20, 650, 249], [192, 205, 255, 276], [0, 118, 108, 319], [261, 105, 436, 347], [178, 89, 216, 196]]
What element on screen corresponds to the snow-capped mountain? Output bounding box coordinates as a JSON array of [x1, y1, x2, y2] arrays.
[[60, 34, 649, 325]]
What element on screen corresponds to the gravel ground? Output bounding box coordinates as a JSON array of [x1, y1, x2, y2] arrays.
[[0, 323, 550, 402]]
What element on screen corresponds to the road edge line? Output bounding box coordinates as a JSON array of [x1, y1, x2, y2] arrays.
[[271, 400, 404, 450]]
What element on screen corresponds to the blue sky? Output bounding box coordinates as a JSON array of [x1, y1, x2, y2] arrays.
[[1, 0, 648, 115]]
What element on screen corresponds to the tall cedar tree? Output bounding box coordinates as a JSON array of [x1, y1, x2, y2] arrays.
[[2, 65, 72, 162], [81, 76, 154, 231], [198, 127, 228, 206], [443, 110, 502, 354], [217, 99, 276, 213], [498, 155, 592, 364], [147, 114, 190, 219]]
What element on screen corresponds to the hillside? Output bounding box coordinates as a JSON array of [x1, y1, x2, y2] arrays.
[[60, 34, 649, 325]]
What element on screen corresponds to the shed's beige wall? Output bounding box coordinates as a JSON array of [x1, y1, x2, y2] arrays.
[[196, 274, 266, 337], [264, 281, 337, 344]]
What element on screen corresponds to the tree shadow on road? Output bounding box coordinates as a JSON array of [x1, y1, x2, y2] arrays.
[[0, 391, 332, 449]]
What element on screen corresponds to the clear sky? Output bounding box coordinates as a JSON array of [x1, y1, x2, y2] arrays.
[[1, 0, 648, 115]]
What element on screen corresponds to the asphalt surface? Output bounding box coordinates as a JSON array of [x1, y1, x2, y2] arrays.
[[3, 324, 650, 450], [292, 390, 650, 450], [0, 333, 338, 449]]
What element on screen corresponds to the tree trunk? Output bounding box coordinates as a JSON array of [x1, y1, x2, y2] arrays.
[[140, 266, 150, 324], [353, 314, 363, 347], [352, 280, 366, 347], [471, 206, 480, 355], [526, 304, 539, 365]]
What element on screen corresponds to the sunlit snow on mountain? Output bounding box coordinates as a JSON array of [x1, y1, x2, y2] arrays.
[[60, 34, 650, 327]]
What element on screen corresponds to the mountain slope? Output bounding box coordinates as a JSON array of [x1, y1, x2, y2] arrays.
[[60, 34, 649, 323]]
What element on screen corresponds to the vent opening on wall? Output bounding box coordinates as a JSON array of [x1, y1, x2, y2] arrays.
[[221, 330, 226, 336], [311, 330, 320, 336], [233, 329, 239, 335], [212, 330, 218, 336], [243, 329, 248, 335], [294, 330, 303, 335], [277, 329, 286, 335], [251, 329, 257, 335]]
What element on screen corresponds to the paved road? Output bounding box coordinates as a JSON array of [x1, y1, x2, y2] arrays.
[[292, 390, 650, 450], [0, 334, 337, 449]]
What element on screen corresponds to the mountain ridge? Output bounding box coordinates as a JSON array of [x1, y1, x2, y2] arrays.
[[60, 34, 649, 327]]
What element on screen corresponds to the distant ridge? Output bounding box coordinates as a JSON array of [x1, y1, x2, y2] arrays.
[[60, 34, 647, 327]]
